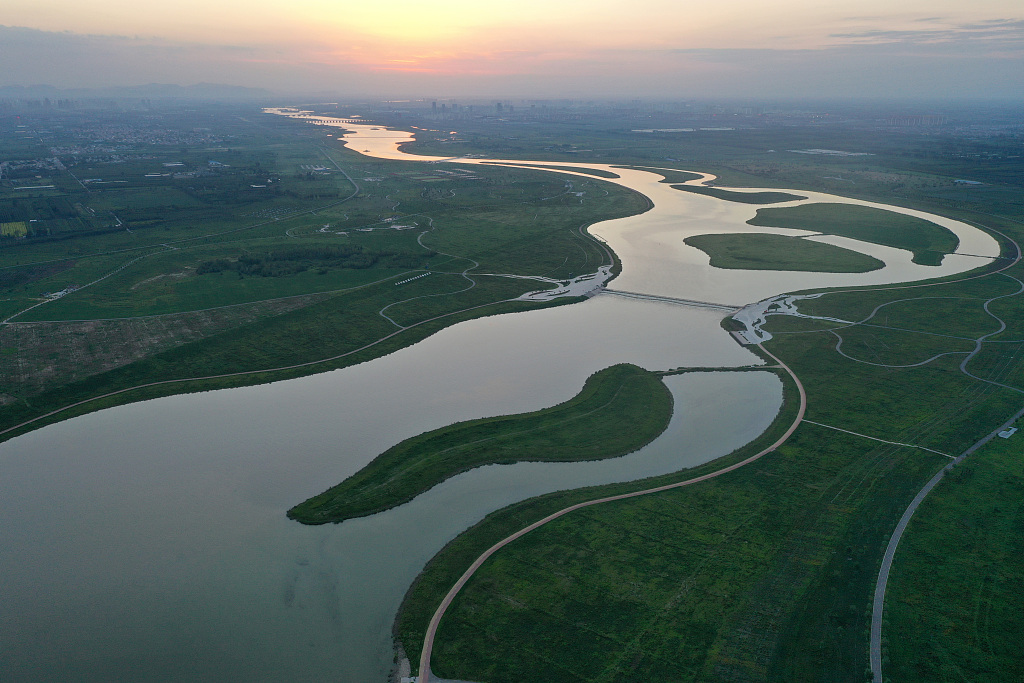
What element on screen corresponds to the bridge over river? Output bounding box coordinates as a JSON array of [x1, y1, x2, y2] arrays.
[[600, 288, 744, 312]]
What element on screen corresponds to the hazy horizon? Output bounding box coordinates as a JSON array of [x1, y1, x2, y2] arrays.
[[1, 1, 1022, 100]]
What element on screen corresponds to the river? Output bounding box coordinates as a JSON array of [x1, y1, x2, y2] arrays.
[[0, 111, 998, 682]]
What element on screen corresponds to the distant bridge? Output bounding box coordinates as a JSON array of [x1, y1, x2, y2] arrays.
[[601, 289, 743, 312]]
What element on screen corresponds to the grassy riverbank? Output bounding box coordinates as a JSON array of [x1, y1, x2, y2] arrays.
[[395, 217, 1024, 681], [288, 363, 673, 524], [684, 233, 885, 272], [385, 111, 1024, 681], [0, 105, 651, 441]]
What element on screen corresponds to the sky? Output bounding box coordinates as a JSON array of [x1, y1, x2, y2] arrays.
[[1, 0, 1022, 99]]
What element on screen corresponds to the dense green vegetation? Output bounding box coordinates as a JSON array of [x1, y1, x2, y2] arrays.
[[388, 117, 1024, 678], [747, 203, 960, 266], [0, 104, 649, 435], [673, 185, 806, 204], [195, 244, 435, 277], [6, 101, 1024, 681], [288, 363, 673, 524], [885, 422, 1024, 683], [684, 233, 885, 272], [397, 261, 1024, 681]]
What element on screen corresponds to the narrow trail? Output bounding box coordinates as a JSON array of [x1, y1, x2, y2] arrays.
[[378, 216, 480, 328], [2, 247, 174, 324], [869, 402, 1024, 681], [417, 344, 806, 683]]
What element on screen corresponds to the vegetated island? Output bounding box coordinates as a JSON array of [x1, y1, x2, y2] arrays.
[[685, 233, 885, 273], [747, 202, 959, 266], [672, 185, 807, 204], [487, 162, 621, 179], [287, 363, 673, 525], [632, 167, 705, 184]]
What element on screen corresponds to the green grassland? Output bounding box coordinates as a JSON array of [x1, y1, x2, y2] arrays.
[[396, 116, 1024, 231], [747, 203, 960, 266], [673, 185, 807, 204], [0, 105, 648, 435], [383, 111, 1024, 680], [288, 363, 673, 524], [396, 262, 1024, 681], [6, 103, 1024, 681], [684, 233, 885, 273], [884, 421, 1024, 683]]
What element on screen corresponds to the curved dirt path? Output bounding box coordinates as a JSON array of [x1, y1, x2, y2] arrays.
[[418, 344, 806, 683]]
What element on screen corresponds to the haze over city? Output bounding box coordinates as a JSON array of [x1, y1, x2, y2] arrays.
[[2, 0, 1023, 98]]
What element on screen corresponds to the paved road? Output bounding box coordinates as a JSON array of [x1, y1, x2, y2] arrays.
[[417, 344, 806, 683], [869, 403, 1024, 682]]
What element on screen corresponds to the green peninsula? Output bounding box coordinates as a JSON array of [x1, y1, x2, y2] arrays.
[[288, 363, 673, 524], [685, 233, 885, 272]]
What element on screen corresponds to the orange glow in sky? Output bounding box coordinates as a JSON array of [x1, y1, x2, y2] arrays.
[[1, 0, 1021, 96]]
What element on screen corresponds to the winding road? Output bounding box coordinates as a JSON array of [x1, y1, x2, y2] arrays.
[[417, 344, 807, 683], [867, 227, 1024, 683]]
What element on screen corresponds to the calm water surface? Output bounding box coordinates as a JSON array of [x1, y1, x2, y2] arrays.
[[0, 114, 999, 681], [0, 298, 779, 682]]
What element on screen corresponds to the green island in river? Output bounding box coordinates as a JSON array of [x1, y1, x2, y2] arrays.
[[747, 202, 959, 266], [684, 232, 886, 273], [288, 363, 674, 524]]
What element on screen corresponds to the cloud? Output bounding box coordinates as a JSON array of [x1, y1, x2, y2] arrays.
[[831, 17, 1024, 46], [0, 23, 1021, 100]]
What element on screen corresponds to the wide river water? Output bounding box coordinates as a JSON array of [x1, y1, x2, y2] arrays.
[[0, 112, 1000, 682]]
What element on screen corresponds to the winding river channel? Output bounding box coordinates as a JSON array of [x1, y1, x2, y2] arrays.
[[0, 112, 1000, 682]]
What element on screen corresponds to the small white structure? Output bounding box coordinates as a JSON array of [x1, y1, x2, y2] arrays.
[[998, 427, 1018, 439]]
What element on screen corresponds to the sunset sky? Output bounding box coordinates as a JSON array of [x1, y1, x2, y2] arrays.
[[2, 0, 1022, 98]]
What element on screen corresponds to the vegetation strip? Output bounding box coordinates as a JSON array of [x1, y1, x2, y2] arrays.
[[416, 344, 807, 683], [671, 184, 806, 204], [484, 162, 621, 179], [287, 363, 673, 525]]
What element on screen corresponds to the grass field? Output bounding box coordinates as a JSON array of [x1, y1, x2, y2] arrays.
[[684, 233, 885, 273], [288, 363, 673, 524], [884, 421, 1024, 683], [747, 203, 960, 266], [0, 106, 649, 433], [392, 202, 1024, 681], [6, 101, 1024, 682]]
